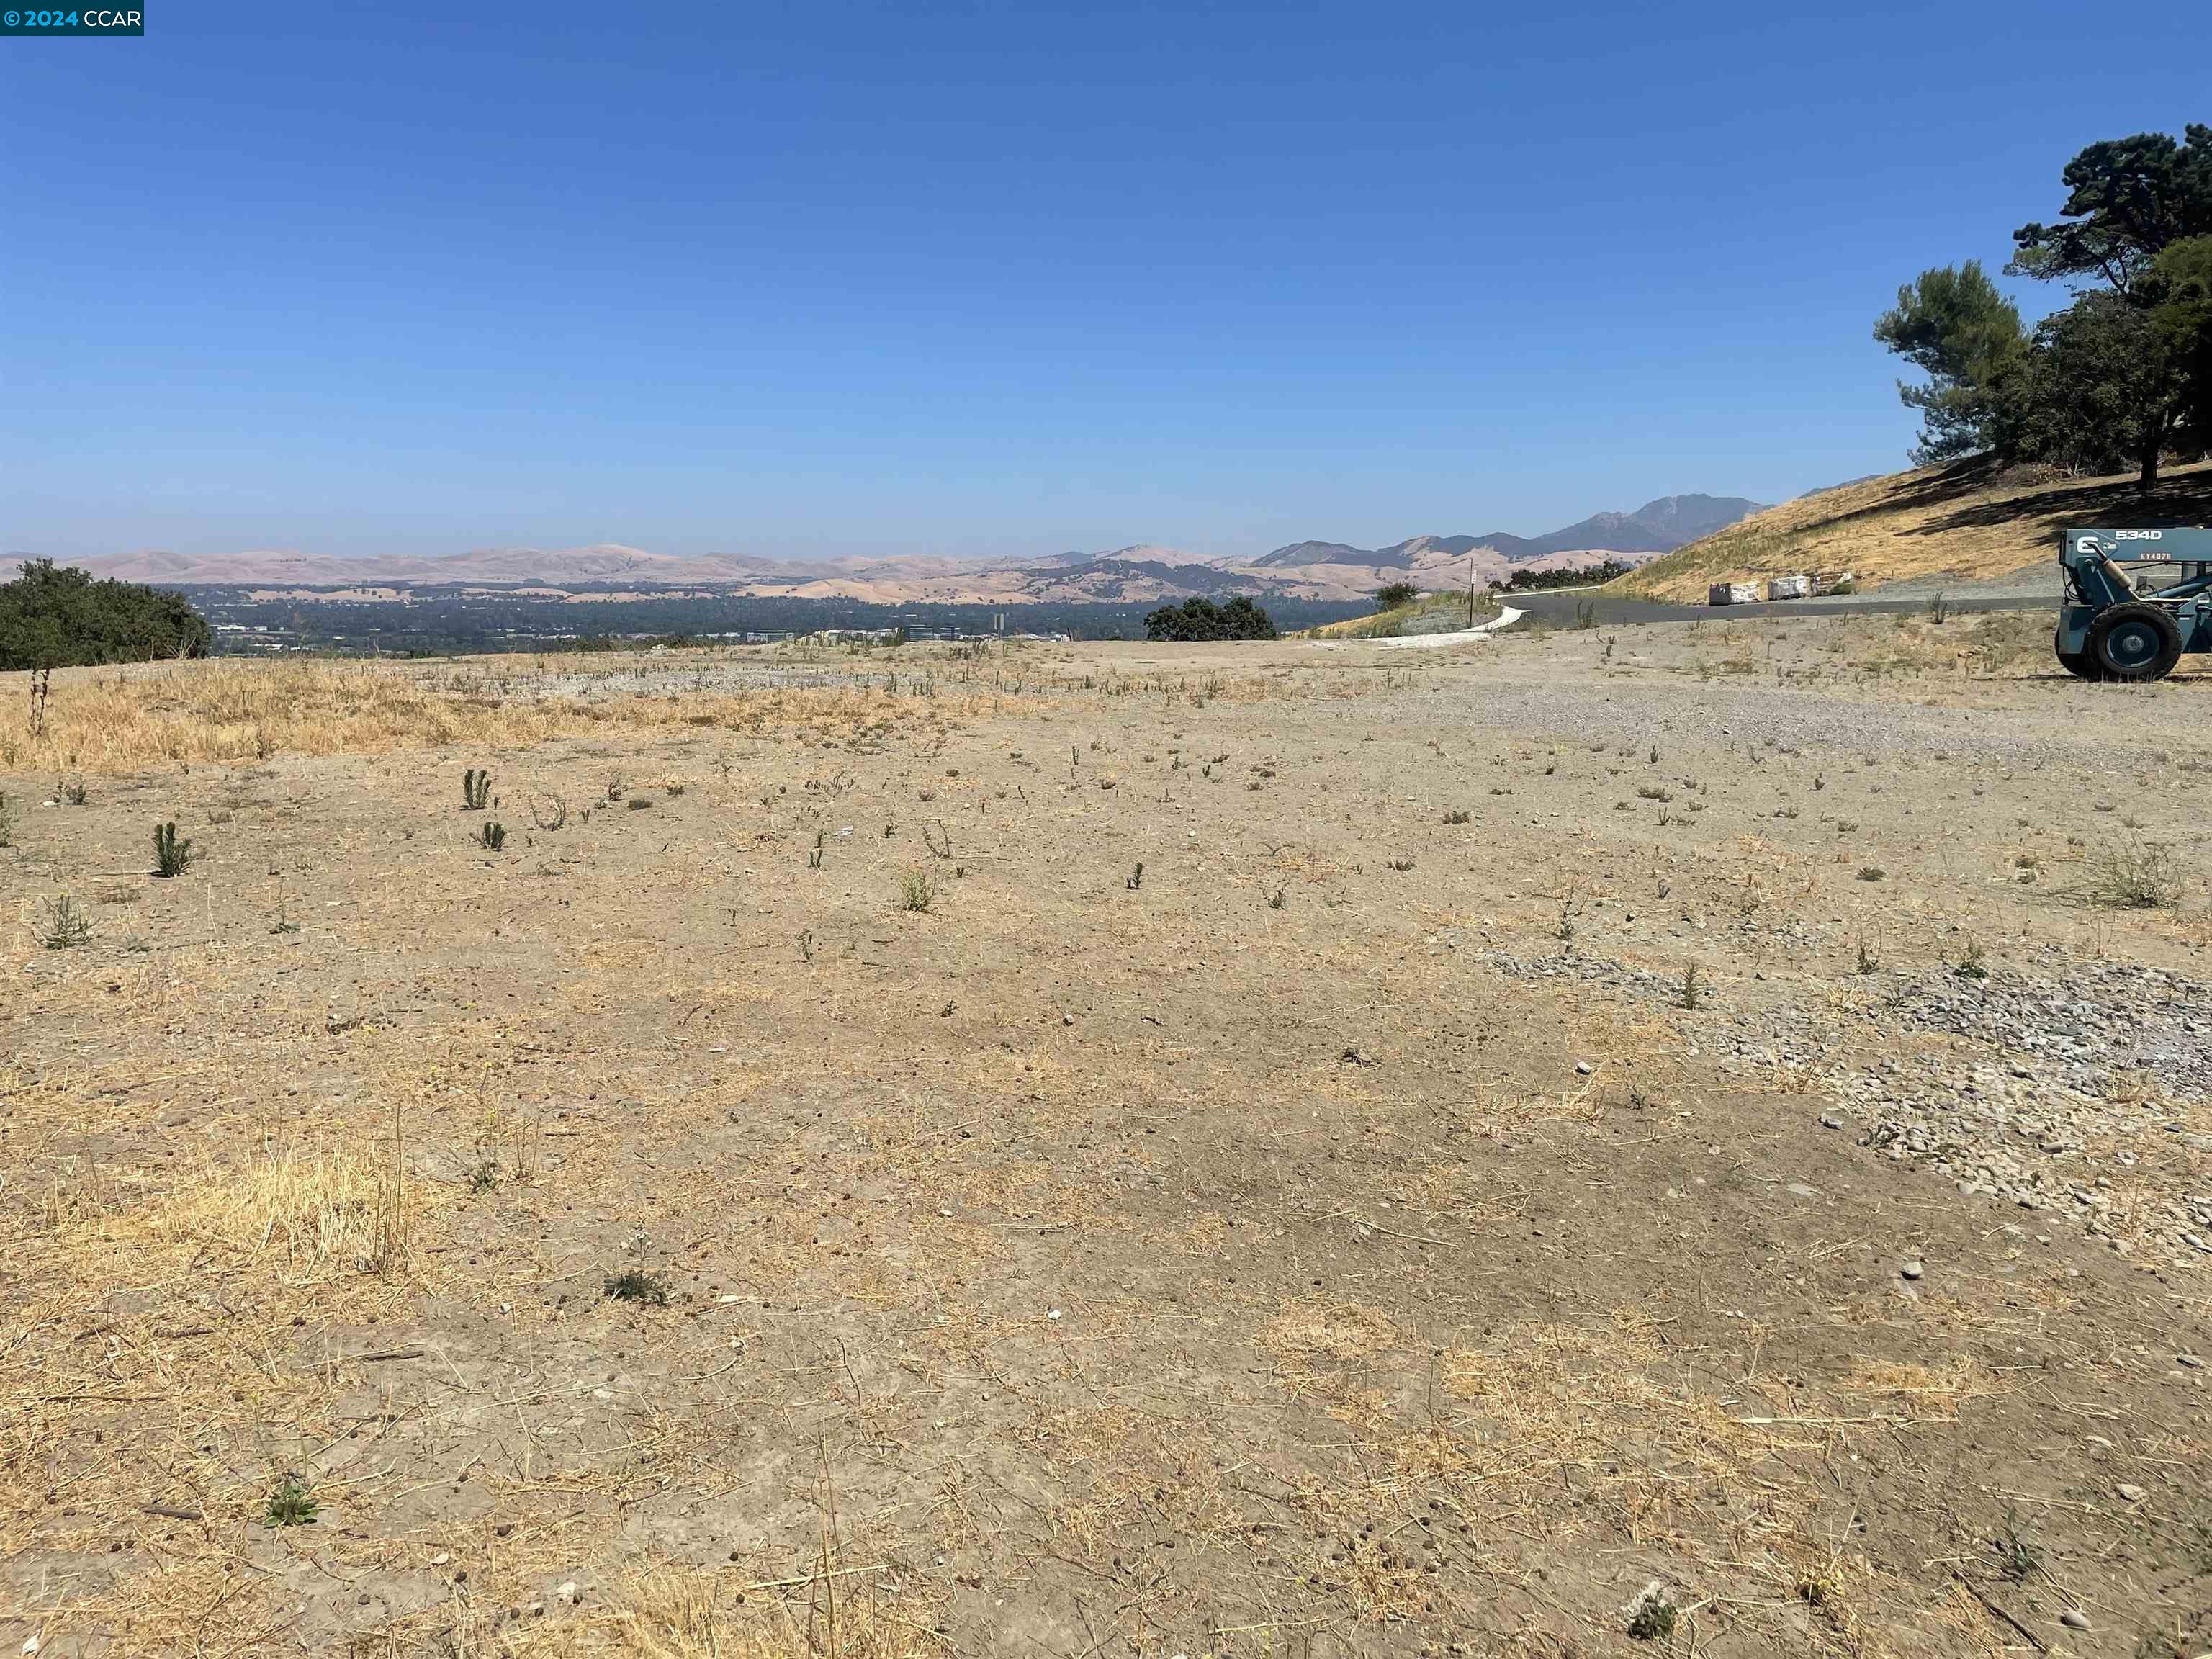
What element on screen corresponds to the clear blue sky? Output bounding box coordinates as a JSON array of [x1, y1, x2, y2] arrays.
[[4, 2, 2206, 564]]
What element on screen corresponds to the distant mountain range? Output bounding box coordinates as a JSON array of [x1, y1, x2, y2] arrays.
[[1252, 495, 1767, 568], [63, 494, 1767, 604]]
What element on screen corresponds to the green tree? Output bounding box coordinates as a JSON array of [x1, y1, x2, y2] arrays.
[[1142, 595, 1277, 642], [1995, 292, 2186, 483], [2144, 235, 2212, 452], [1374, 580, 1419, 609], [1873, 261, 2028, 462], [0, 559, 213, 670], [2010, 127, 2212, 295]]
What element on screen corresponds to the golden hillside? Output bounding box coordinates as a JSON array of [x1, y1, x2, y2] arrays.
[[1611, 454, 2212, 602], [1307, 588, 1500, 638]]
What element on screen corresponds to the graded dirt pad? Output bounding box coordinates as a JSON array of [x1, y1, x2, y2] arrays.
[[3, 621, 2209, 1658]]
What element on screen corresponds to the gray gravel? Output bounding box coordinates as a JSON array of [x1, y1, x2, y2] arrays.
[[1454, 940, 2212, 1265], [1435, 677, 2175, 770], [1891, 963, 2212, 1098], [1869, 562, 2062, 602], [1825, 965, 2212, 1264], [1827, 1056, 2212, 1264]]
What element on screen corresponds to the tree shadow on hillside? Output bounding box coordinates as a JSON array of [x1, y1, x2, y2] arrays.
[[1904, 463, 2212, 539], [1775, 457, 2009, 539]]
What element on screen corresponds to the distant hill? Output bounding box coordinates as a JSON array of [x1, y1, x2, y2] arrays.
[[1251, 495, 1763, 569], [63, 495, 1766, 604], [1611, 459, 2212, 602]]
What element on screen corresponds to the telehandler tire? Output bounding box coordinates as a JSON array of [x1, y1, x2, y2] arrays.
[[2085, 603, 2182, 683], [2053, 626, 2095, 679]]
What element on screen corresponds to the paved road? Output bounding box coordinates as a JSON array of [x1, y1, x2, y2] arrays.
[[1509, 588, 2059, 626]]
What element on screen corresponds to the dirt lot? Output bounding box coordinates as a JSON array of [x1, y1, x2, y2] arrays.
[[4, 614, 2210, 1658]]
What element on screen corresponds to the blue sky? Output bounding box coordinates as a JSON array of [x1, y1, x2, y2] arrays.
[[4, 1, 2207, 563]]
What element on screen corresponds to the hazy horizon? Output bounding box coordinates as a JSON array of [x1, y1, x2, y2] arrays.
[[36, 487, 1773, 572]]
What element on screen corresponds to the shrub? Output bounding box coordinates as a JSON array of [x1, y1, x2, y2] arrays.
[[1501, 559, 1635, 592], [1143, 596, 1277, 642], [1375, 581, 1419, 609], [152, 821, 194, 878], [899, 868, 937, 912], [2087, 844, 2180, 909], [34, 894, 94, 949], [603, 1270, 669, 1306], [0, 558, 210, 670]]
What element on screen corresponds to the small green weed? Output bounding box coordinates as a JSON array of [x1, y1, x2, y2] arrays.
[[263, 1472, 319, 1528], [1994, 1514, 2041, 1582], [152, 822, 194, 878]]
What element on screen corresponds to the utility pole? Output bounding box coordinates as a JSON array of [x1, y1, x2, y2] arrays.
[[1469, 547, 1478, 627]]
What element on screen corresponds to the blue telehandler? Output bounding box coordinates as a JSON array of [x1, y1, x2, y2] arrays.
[[2055, 526, 2212, 681]]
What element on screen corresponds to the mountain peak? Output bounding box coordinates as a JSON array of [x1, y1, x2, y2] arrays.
[[1251, 495, 1763, 569]]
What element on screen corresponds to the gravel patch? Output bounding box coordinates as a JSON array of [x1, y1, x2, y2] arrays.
[[1871, 562, 2062, 603], [1826, 1056, 2211, 1264], [1822, 964, 2212, 1264], [1460, 943, 2212, 1264], [1441, 678, 2167, 769], [1889, 963, 2212, 1097]]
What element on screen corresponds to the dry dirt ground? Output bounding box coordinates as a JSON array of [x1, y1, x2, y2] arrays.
[[4, 616, 2211, 1658]]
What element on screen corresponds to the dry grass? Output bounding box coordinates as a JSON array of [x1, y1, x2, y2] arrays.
[[2083, 841, 2184, 909], [159, 1138, 415, 1280], [1614, 454, 2212, 601], [0, 655, 989, 773], [0, 648, 1412, 775], [1310, 590, 1499, 639], [562, 1560, 943, 1658]]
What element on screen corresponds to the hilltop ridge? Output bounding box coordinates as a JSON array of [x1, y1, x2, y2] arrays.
[[65, 494, 1764, 605]]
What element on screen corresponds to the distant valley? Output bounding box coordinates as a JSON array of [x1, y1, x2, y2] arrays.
[[70, 494, 1766, 606]]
